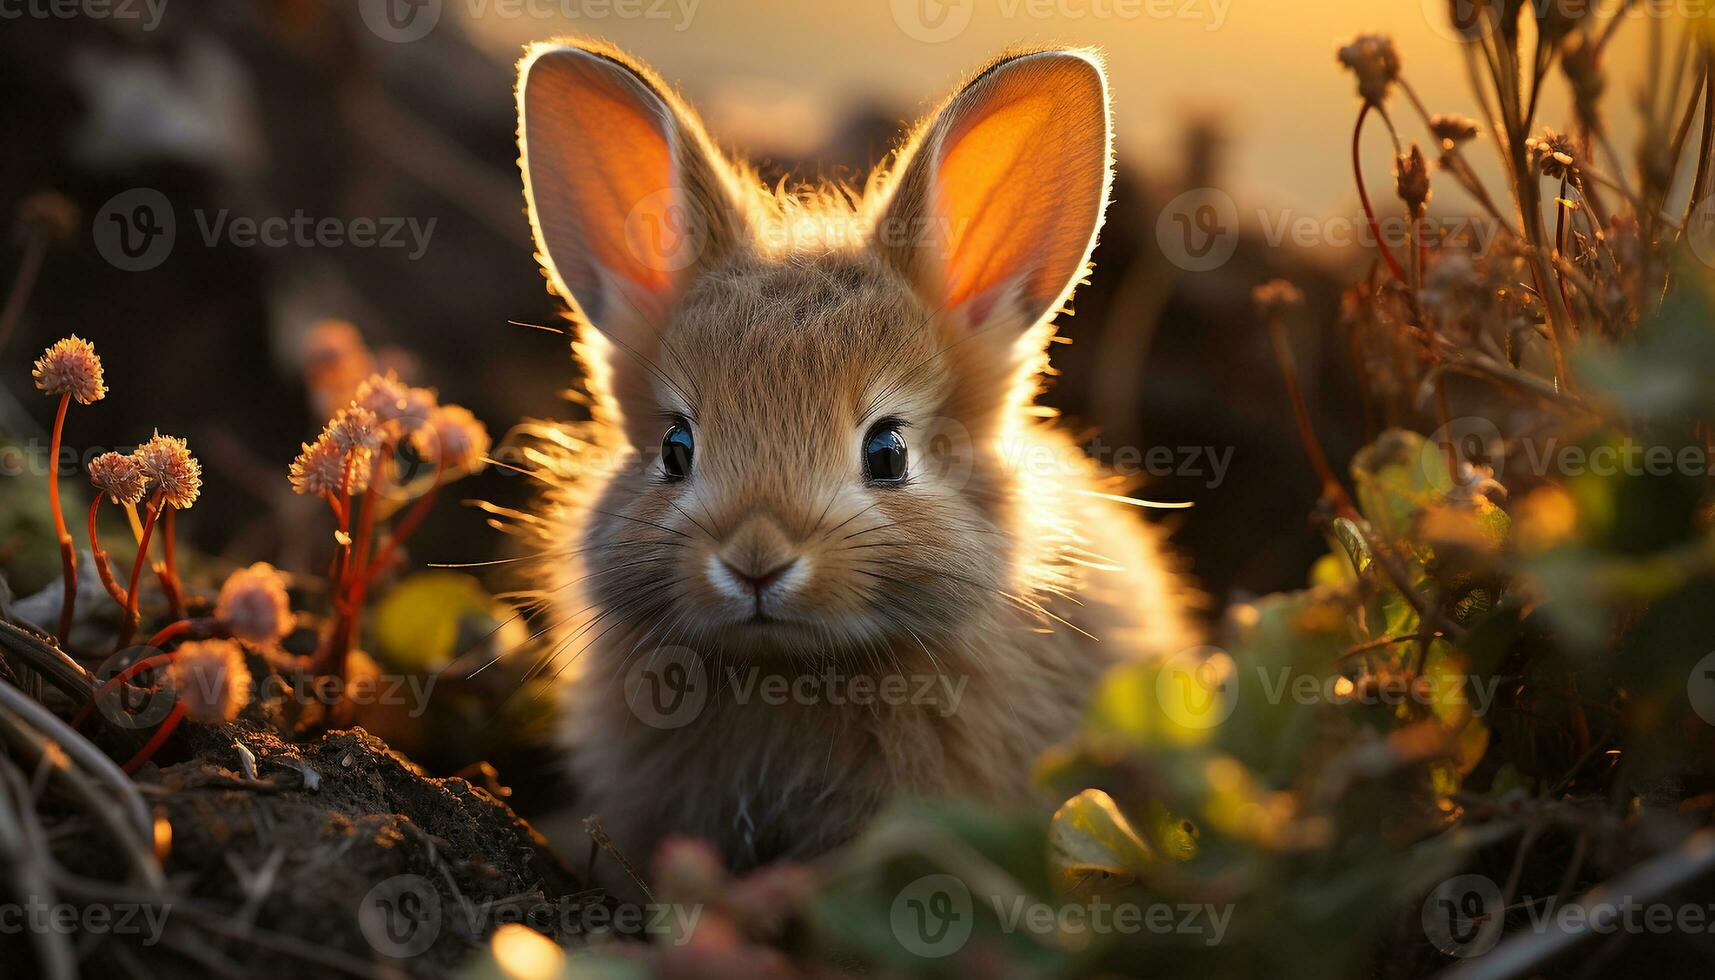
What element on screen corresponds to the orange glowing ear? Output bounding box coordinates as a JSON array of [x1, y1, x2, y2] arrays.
[[876, 49, 1113, 333], [516, 41, 746, 346]]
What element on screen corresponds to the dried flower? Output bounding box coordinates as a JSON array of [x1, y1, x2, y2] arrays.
[[216, 562, 294, 646], [413, 404, 491, 473], [135, 432, 202, 509], [1429, 114, 1480, 148], [1252, 280, 1305, 319], [289, 434, 370, 496], [1396, 144, 1432, 217], [89, 451, 146, 505], [166, 639, 253, 724], [1526, 129, 1578, 180], [354, 371, 411, 419], [32, 336, 107, 404], [1338, 35, 1399, 106], [327, 403, 383, 453]]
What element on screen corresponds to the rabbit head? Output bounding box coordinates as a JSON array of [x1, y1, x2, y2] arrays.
[[516, 40, 1113, 662]]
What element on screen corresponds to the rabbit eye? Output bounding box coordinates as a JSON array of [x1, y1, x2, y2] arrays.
[[863, 422, 908, 485], [661, 421, 694, 480]]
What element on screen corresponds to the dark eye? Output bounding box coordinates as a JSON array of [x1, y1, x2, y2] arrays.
[[661, 421, 694, 480], [863, 423, 908, 484]]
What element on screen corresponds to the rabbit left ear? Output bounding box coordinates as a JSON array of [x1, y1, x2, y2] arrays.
[[516, 41, 748, 350], [874, 49, 1113, 336]]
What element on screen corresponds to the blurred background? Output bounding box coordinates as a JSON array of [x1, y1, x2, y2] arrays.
[[0, 1, 1653, 704]]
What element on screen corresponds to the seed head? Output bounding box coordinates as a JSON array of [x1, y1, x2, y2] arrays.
[[1526, 129, 1578, 180], [1429, 114, 1480, 148], [326, 403, 383, 453], [1396, 144, 1432, 217], [166, 639, 252, 725], [33, 336, 107, 405], [1338, 35, 1400, 106], [216, 562, 294, 646], [135, 432, 202, 509], [1252, 280, 1305, 319], [354, 372, 412, 420], [289, 434, 369, 496], [89, 451, 147, 505], [413, 404, 491, 473]]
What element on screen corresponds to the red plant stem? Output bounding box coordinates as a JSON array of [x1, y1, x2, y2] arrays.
[[72, 650, 175, 730], [122, 702, 185, 774], [1266, 312, 1357, 516], [145, 618, 199, 650], [48, 392, 77, 646], [1354, 103, 1408, 285], [362, 461, 445, 588], [157, 506, 185, 618], [89, 498, 129, 608], [118, 496, 164, 650]]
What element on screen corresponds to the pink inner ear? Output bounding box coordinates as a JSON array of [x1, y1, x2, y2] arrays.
[[923, 55, 1109, 330], [522, 49, 683, 325]]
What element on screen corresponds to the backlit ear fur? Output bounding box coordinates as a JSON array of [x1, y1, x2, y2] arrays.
[[872, 48, 1114, 343], [516, 39, 751, 357]]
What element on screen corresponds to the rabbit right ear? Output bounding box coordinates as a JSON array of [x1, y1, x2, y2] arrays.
[[517, 41, 747, 349]]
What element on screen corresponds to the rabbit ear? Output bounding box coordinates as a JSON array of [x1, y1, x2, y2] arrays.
[[876, 49, 1112, 337], [517, 41, 746, 347]]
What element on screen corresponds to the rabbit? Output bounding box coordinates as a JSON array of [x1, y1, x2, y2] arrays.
[[511, 38, 1201, 891]]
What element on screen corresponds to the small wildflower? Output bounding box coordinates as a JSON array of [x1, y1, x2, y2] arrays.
[[166, 639, 253, 724], [32, 336, 107, 404], [1526, 129, 1578, 180], [304, 320, 377, 417], [413, 404, 491, 473], [216, 562, 294, 646], [289, 434, 369, 496], [89, 451, 146, 505], [354, 371, 412, 419], [1396, 144, 1432, 217], [1338, 34, 1399, 106], [1429, 114, 1480, 148], [135, 432, 202, 509], [327, 403, 383, 453], [1252, 280, 1305, 319]]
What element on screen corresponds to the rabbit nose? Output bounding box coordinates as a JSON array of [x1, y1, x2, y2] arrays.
[[719, 558, 797, 594]]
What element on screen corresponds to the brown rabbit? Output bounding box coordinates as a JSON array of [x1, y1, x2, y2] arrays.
[[512, 38, 1200, 887]]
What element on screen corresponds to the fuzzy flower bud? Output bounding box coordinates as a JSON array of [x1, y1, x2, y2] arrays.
[[1429, 114, 1480, 148], [1252, 280, 1305, 319], [1526, 129, 1578, 180], [33, 336, 107, 405], [216, 562, 294, 646], [1338, 35, 1400, 106], [89, 451, 147, 506], [289, 434, 369, 496], [1396, 144, 1432, 217], [166, 639, 252, 725], [412, 404, 491, 474], [326, 403, 383, 453], [135, 432, 202, 509]]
